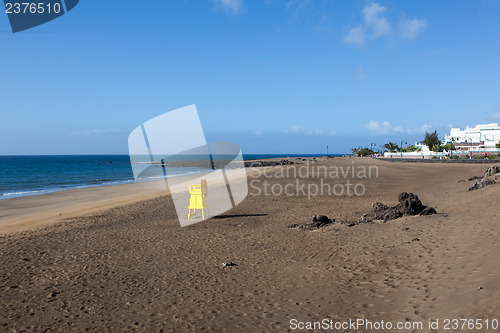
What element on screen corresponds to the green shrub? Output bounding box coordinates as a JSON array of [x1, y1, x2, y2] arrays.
[[405, 145, 417, 152], [443, 143, 455, 151], [432, 144, 443, 152], [358, 147, 375, 156]]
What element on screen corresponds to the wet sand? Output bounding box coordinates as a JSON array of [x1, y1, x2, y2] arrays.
[[0, 157, 498, 332]]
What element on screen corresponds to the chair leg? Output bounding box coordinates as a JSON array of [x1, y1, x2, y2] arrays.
[[205, 199, 210, 218]]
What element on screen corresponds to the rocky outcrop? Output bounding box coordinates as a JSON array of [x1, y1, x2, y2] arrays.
[[468, 166, 499, 191], [245, 159, 297, 168], [289, 193, 437, 230], [469, 178, 496, 191], [357, 192, 437, 223], [481, 165, 499, 178]]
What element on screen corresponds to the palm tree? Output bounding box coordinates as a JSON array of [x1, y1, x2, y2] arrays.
[[383, 142, 399, 153]]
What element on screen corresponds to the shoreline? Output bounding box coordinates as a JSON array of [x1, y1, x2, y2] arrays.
[[0, 160, 275, 234], [0, 155, 330, 201]]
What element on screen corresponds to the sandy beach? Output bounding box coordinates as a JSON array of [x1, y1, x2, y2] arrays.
[[0, 157, 499, 332]]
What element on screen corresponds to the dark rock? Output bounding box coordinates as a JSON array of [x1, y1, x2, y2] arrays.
[[469, 178, 496, 191], [249, 161, 263, 167], [356, 213, 373, 224], [481, 166, 499, 178], [289, 214, 335, 230], [367, 202, 392, 220], [396, 192, 425, 216], [420, 207, 437, 216], [383, 208, 403, 222], [360, 192, 437, 222], [308, 215, 334, 229], [244, 159, 296, 168], [47, 292, 60, 298], [466, 166, 498, 191], [222, 262, 237, 267]]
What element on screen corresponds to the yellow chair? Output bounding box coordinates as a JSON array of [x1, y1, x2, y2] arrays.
[[188, 179, 210, 220]]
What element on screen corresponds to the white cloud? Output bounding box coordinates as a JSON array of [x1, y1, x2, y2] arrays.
[[343, 3, 390, 47], [407, 123, 432, 134], [254, 130, 263, 135], [70, 129, 122, 136], [343, 27, 366, 47], [366, 121, 431, 135], [362, 3, 391, 38], [286, 125, 335, 136], [367, 120, 401, 135], [288, 125, 305, 133], [343, 3, 427, 47], [213, 0, 243, 15], [399, 17, 428, 40]]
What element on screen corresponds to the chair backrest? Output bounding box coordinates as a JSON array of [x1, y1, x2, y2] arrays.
[[189, 179, 208, 196], [200, 179, 208, 197]]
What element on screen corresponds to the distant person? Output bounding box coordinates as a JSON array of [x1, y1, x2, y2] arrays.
[[484, 152, 488, 159]]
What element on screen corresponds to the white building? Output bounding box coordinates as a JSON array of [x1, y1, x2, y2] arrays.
[[383, 123, 500, 159], [444, 123, 500, 148]]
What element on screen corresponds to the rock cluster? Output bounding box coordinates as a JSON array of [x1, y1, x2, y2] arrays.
[[481, 165, 499, 178], [245, 159, 296, 168], [357, 192, 437, 223], [289, 193, 437, 230], [468, 166, 499, 191]]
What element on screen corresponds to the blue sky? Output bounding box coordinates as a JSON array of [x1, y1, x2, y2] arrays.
[[1, 0, 500, 154]]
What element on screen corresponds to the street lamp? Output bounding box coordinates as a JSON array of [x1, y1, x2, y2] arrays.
[[371, 143, 376, 156], [326, 145, 328, 157]]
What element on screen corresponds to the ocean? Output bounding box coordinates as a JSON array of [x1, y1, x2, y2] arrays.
[[0, 154, 339, 199]]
